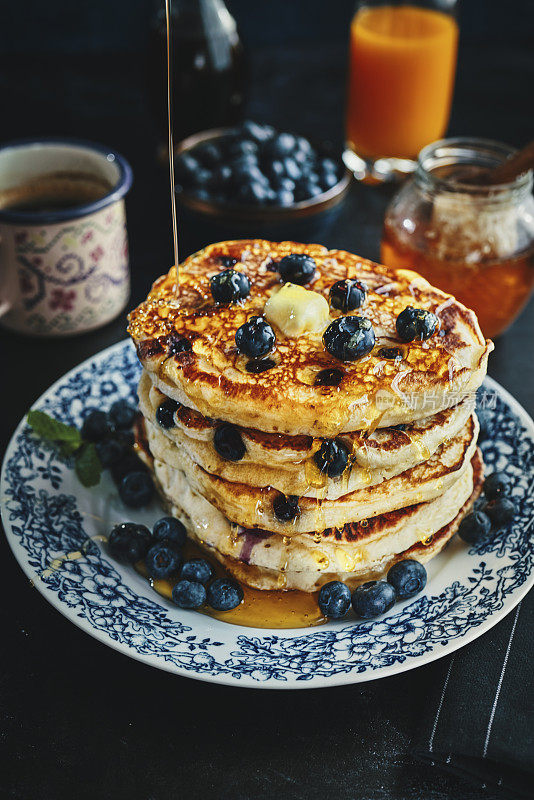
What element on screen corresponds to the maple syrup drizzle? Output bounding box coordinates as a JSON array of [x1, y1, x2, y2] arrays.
[[165, 0, 180, 285]]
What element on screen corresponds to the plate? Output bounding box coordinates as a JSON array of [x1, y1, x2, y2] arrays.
[[2, 340, 533, 689]]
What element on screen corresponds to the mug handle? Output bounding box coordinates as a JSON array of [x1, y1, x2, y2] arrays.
[[0, 232, 13, 318]]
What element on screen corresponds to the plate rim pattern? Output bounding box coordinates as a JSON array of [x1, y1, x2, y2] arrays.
[[1, 339, 533, 689]]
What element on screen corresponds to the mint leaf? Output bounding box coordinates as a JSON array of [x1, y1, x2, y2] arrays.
[[74, 443, 102, 488], [57, 440, 83, 459], [27, 409, 82, 448]]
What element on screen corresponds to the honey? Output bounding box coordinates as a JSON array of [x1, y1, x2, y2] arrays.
[[136, 541, 326, 629], [381, 138, 534, 339], [304, 453, 328, 490], [382, 221, 534, 339]]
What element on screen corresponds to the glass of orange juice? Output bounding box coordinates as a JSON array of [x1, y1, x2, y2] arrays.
[[345, 1, 459, 182]]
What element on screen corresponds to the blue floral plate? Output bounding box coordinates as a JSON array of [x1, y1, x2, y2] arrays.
[[2, 340, 533, 688]]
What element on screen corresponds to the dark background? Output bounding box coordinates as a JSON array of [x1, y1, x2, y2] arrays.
[[2, 0, 534, 51], [0, 2, 533, 800]]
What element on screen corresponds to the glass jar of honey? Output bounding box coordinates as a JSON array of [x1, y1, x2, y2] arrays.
[[381, 138, 534, 338]]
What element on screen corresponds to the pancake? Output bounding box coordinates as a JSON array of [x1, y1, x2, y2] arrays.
[[205, 453, 482, 591], [144, 445, 482, 591], [138, 370, 474, 497], [128, 240, 493, 437], [145, 413, 478, 534]]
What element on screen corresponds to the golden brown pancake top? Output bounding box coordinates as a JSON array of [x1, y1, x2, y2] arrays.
[[128, 240, 492, 435]]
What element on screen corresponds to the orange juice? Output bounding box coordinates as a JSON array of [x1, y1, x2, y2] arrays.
[[346, 5, 458, 160]]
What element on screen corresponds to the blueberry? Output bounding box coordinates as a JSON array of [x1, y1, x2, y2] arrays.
[[392, 424, 408, 431], [485, 498, 517, 527], [269, 160, 286, 180], [237, 181, 270, 205], [230, 151, 259, 171], [484, 472, 510, 501], [329, 279, 367, 312], [172, 579, 207, 609], [293, 149, 311, 166], [108, 522, 151, 564], [307, 170, 322, 183], [109, 400, 136, 430], [282, 157, 301, 181], [473, 495, 487, 512], [320, 157, 338, 174], [156, 399, 179, 429], [396, 306, 438, 342], [192, 188, 211, 202], [96, 436, 126, 467], [145, 540, 181, 579], [277, 253, 316, 285], [321, 171, 339, 190], [192, 168, 212, 187], [241, 121, 275, 143], [295, 136, 313, 156], [110, 452, 147, 484], [273, 493, 300, 522], [245, 358, 276, 373], [377, 347, 403, 360], [175, 153, 200, 182], [210, 269, 250, 304], [458, 510, 492, 543], [195, 142, 221, 166], [294, 178, 322, 201], [314, 368, 344, 387], [266, 132, 297, 158], [153, 516, 187, 547], [235, 316, 275, 358], [180, 558, 214, 585], [167, 334, 192, 355], [298, 159, 317, 179], [228, 138, 258, 159], [272, 177, 295, 192], [318, 581, 352, 619], [314, 439, 350, 478], [207, 577, 244, 611], [214, 424, 246, 461], [233, 161, 266, 181], [119, 470, 154, 508], [274, 189, 294, 207], [209, 164, 232, 190], [82, 409, 113, 442], [323, 316, 375, 361], [387, 559, 427, 599], [115, 429, 135, 447], [352, 581, 396, 619]]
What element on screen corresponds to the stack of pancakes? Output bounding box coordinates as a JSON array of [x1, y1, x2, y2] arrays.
[[128, 240, 493, 592]]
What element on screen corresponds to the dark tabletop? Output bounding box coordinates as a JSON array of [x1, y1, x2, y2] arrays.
[[1, 42, 533, 800]]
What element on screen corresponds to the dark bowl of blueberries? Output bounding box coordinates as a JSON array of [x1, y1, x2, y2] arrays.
[[174, 120, 351, 254]]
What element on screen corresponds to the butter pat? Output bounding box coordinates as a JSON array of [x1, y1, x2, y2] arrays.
[[264, 282, 330, 338]]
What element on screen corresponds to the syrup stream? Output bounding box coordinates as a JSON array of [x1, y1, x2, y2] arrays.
[[165, 0, 180, 285]]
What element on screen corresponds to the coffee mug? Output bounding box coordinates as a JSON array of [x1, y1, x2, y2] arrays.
[[0, 138, 133, 336]]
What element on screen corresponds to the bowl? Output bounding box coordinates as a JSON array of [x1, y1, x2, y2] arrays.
[[174, 127, 352, 256]]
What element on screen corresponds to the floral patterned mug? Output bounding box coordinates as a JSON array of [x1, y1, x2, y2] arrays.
[[0, 138, 132, 336]]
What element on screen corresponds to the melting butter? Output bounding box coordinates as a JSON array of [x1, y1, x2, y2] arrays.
[[264, 282, 329, 338]]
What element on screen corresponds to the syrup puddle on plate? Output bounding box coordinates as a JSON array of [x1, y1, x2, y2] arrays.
[[135, 540, 326, 629]]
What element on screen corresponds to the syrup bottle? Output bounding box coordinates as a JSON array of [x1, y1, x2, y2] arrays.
[[148, 0, 246, 145]]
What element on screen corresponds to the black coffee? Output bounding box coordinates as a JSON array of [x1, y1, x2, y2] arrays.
[[0, 171, 113, 213]]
